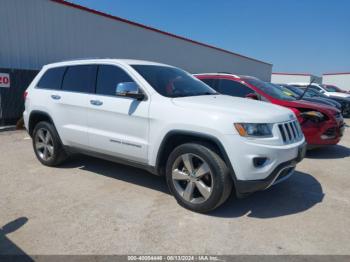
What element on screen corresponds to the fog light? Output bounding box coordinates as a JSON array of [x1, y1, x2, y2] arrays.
[[253, 157, 268, 167]]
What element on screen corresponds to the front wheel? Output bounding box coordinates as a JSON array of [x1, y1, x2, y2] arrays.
[[166, 143, 233, 212]]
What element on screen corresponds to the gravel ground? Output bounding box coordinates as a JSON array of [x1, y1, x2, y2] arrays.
[[1, 120, 350, 256]]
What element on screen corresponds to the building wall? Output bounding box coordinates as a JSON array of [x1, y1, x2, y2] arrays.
[[0, 0, 272, 81], [271, 74, 321, 84], [322, 74, 350, 91]]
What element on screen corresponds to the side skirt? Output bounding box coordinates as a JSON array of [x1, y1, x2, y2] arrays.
[[64, 146, 159, 176]]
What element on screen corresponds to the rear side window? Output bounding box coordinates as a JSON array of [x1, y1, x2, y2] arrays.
[[200, 78, 218, 90], [96, 65, 133, 96], [62, 65, 97, 93], [218, 79, 253, 97], [37, 67, 66, 90]]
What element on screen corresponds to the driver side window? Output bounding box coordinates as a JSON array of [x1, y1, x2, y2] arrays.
[[218, 79, 254, 97], [96, 65, 134, 96]]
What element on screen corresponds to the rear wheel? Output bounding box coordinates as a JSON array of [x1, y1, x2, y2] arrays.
[[166, 143, 233, 212], [32, 121, 67, 166]]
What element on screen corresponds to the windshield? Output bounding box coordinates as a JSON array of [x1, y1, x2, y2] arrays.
[[277, 85, 300, 98], [282, 85, 303, 96], [297, 87, 327, 98], [242, 78, 296, 101], [131, 65, 217, 98]]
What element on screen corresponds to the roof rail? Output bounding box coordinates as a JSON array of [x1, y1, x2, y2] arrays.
[[53, 57, 105, 63]]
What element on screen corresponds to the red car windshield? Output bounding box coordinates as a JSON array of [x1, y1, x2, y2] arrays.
[[242, 77, 297, 101]]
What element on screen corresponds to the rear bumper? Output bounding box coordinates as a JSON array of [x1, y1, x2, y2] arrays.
[[235, 142, 306, 197]]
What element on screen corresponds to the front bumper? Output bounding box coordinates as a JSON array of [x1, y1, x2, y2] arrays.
[[234, 142, 306, 197], [302, 118, 344, 146], [221, 131, 305, 197]]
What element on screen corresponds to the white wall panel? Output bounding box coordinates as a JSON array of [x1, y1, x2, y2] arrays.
[[322, 74, 350, 91]]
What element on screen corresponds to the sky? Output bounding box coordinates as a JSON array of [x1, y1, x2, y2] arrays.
[[69, 0, 350, 75]]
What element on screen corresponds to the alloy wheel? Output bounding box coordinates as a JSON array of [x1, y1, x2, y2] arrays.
[[34, 128, 54, 161], [172, 153, 213, 204]]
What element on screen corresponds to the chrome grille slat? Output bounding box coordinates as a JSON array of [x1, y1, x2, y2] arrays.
[[292, 121, 299, 138], [284, 123, 292, 142], [278, 120, 302, 144], [289, 122, 296, 140]]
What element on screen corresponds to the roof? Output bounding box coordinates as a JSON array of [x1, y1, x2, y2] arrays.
[[194, 73, 241, 79], [44, 58, 171, 68], [323, 72, 350, 76], [272, 72, 313, 76], [51, 0, 271, 66], [287, 82, 321, 86]]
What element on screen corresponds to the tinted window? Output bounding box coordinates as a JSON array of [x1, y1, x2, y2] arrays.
[[96, 65, 133, 96], [62, 65, 97, 93], [218, 79, 253, 97], [37, 67, 66, 90], [309, 85, 321, 91], [200, 78, 217, 90], [131, 65, 217, 98]]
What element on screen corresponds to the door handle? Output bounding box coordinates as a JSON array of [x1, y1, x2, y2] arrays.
[[90, 100, 103, 106], [51, 94, 61, 100]]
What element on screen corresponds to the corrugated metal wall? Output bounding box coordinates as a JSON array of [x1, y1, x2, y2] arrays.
[[0, 0, 272, 81]]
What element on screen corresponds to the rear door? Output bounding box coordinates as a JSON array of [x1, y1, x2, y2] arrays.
[[87, 64, 150, 163], [55, 65, 97, 147]]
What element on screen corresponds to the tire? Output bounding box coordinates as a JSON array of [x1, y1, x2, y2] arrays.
[[165, 143, 233, 213], [32, 121, 67, 166]]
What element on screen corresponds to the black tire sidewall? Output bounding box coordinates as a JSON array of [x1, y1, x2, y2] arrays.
[[166, 143, 230, 212]]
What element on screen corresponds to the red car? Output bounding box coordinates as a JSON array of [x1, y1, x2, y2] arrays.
[[195, 73, 345, 147]]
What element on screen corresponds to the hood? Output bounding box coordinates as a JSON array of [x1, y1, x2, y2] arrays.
[[327, 92, 350, 98], [172, 95, 295, 123], [304, 97, 341, 108], [280, 99, 339, 114], [328, 95, 350, 103]]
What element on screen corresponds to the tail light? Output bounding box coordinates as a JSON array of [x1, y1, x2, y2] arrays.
[[23, 90, 28, 100]]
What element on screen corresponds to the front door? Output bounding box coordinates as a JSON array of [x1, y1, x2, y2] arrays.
[[87, 64, 150, 163]]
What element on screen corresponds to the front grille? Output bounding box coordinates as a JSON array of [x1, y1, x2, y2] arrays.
[[278, 120, 302, 144]]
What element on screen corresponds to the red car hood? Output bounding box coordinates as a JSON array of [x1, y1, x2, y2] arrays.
[[277, 99, 339, 114]]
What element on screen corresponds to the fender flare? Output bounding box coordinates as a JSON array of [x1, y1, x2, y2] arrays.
[[155, 130, 237, 184]]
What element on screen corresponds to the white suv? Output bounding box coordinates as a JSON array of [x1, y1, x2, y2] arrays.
[[24, 59, 306, 212]]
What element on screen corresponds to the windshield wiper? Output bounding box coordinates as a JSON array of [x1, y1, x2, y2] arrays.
[[299, 79, 315, 100]]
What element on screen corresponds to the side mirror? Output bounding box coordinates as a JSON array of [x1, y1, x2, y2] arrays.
[[116, 82, 145, 101], [245, 93, 259, 100]]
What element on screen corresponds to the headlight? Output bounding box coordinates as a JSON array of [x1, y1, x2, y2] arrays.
[[300, 111, 327, 123], [234, 123, 273, 137], [300, 111, 324, 119]]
